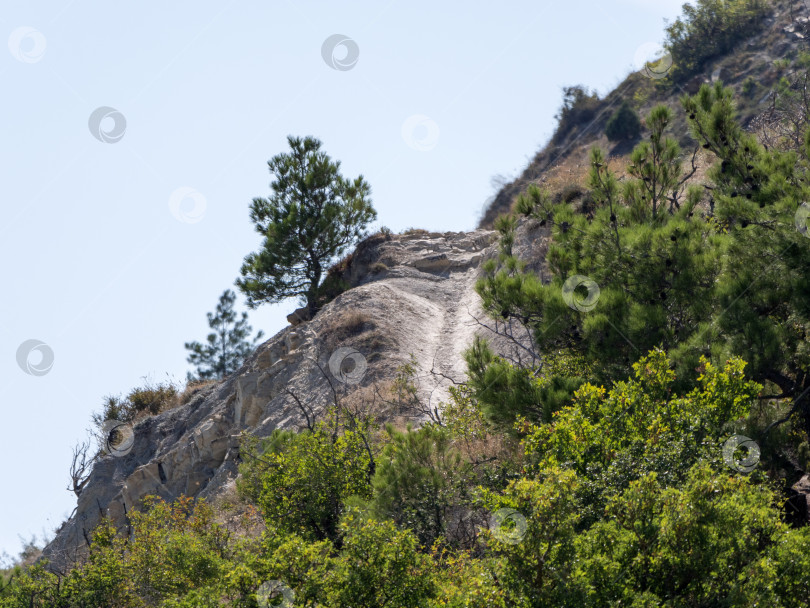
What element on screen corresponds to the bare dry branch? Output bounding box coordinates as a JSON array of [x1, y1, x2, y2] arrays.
[[67, 439, 96, 499]]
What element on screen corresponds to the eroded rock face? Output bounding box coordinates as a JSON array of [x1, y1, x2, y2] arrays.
[[286, 307, 311, 326], [42, 222, 548, 570]]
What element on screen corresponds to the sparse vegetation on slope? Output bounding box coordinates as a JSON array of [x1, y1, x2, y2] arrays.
[[479, 0, 789, 228], [6, 2, 810, 606], [664, 0, 772, 81]]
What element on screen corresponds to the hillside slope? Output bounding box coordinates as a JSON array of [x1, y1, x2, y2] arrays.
[[42, 221, 549, 571], [479, 0, 808, 228]]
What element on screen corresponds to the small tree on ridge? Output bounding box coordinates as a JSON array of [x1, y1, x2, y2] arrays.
[[185, 289, 264, 381], [236, 135, 376, 316]]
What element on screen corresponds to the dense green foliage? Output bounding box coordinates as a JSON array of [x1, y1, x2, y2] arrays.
[[370, 424, 482, 549], [236, 135, 377, 315], [664, 0, 770, 81], [604, 101, 642, 142], [184, 289, 264, 381], [522, 349, 763, 527], [681, 83, 810, 419], [8, 349, 810, 606], [237, 417, 375, 546]]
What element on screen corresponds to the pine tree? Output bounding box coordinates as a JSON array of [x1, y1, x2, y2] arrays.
[[682, 81, 810, 432], [236, 136, 377, 316], [184, 289, 264, 381], [474, 83, 810, 434], [475, 102, 713, 403]]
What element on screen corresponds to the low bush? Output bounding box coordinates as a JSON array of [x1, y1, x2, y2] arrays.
[[551, 85, 601, 144], [92, 380, 179, 429], [604, 101, 642, 141]]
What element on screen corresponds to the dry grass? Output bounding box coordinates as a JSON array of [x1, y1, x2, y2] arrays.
[[178, 378, 218, 406], [93, 378, 218, 436], [365, 227, 394, 244], [92, 381, 181, 430], [508, 136, 718, 218], [207, 481, 266, 540], [482, 0, 804, 228], [331, 310, 374, 339], [322, 379, 429, 435], [321, 309, 397, 362]]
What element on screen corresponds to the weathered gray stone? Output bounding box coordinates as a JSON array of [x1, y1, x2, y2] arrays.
[[286, 306, 311, 326], [41, 221, 545, 572]]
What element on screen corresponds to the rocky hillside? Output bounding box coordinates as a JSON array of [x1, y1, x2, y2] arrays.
[[42, 221, 549, 571], [479, 0, 810, 228]]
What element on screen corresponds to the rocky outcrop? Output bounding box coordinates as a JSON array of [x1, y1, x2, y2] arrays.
[[786, 473, 810, 526], [286, 306, 311, 326], [42, 221, 549, 571]]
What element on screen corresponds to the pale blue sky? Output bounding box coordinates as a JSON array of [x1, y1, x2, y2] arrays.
[[1, 0, 688, 559]]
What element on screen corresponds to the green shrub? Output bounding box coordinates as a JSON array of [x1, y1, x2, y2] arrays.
[[552, 85, 601, 144], [570, 463, 793, 605], [313, 272, 351, 309], [521, 349, 760, 525], [664, 0, 770, 80], [798, 441, 810, 471], [558, 183, 585, 203], [92, 380, 179, 429], [237, 414, 374, 545], [371, 425, 478, 549], [464, 337, 588, 429], [128, 383, 178, 416], [742, 75, 757, 98], [324, 515, 437, 606], [604, 101, 642, 141]]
